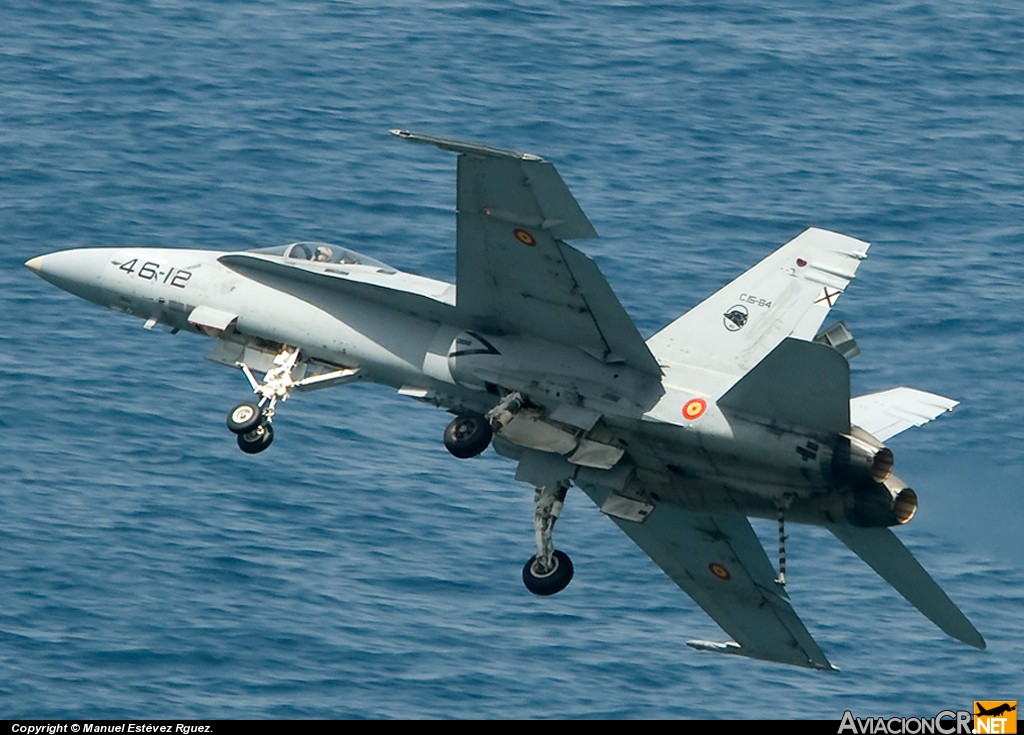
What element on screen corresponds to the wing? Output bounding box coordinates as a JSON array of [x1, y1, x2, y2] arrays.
[[392, 130, 661, 376], [647, 228, 869, 375], [576, 478, 835, 670]]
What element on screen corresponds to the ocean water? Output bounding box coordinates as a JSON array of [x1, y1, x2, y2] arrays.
[[2, 0, 1022, 720]]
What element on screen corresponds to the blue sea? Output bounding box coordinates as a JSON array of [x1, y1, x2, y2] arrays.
[[2, 0, 1022, 720]]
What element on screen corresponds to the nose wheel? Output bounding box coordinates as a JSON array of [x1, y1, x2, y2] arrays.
[[237, 422, 274, 454], [224, 344, 359, 454], [226, 402, 263, 435], [227, 401, 274, 453]]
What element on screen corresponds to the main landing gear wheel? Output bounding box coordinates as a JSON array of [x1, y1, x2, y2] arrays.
[[524, 480, 572, 595], [226, 402, 263, 435], [443, 412, 493, 459], [522, 550, 574, 596], [237, 422, 274, 454]]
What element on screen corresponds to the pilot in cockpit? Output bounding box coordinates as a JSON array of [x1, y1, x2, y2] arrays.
[[314, 245, 333, 262]]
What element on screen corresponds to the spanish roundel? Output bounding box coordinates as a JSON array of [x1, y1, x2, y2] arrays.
[[682, 398, 707, 420]]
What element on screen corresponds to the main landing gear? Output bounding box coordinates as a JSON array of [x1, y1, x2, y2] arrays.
[[442, 391, 523, 460], [523, 481, 574, 595], [443, 412, 492, 458], [225, 344, 358, 454], [444, 393, 575, 595]]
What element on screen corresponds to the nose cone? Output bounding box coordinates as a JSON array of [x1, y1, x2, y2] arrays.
[[25, 255, 46, 275], [25, 249, 116, 303]]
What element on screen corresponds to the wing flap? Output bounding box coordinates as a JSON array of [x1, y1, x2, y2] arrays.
[[829, 524, 985, 649], [850, 387, 958, 442], [557, 243, 664, 370]]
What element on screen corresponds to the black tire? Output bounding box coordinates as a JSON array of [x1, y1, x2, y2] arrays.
[[227, 402, 263, 434], [443, 412, 493, 459], [237, 422, 274, 454], [522, 550, 574, 596]]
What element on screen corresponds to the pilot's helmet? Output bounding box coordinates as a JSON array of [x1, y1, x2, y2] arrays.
[[314, 245, 332, 262]]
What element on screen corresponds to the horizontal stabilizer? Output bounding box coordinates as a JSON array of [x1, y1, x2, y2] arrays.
[[814, 321, 860, 361], [850, 388, 958, 442], [830, 524, 985, 649], [686, 639, 743, 655], [718, 338, 850, 434]]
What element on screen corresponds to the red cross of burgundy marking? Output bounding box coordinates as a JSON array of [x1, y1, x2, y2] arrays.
[[815, 287, 842, 307]]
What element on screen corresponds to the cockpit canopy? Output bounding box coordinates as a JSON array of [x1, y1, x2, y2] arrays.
[[251, 241, 395, 273]]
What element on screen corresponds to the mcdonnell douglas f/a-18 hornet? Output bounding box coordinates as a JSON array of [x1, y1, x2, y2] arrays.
[[26, 130, 984, 669]]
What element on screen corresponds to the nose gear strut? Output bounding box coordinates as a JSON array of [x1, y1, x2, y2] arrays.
[[225, 344, 359, 454]]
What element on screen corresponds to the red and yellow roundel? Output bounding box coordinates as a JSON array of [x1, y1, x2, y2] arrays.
[[682, 398, 707, 420], [708, 563, 732, 581], [513, 228, 536, 246]]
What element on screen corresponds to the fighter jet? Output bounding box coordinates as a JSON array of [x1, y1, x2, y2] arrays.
[[25, 130, 984, 669]]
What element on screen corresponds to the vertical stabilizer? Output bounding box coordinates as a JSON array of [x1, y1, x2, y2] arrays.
[[717, 338, 850, 433], [647, 228, 868, 375]]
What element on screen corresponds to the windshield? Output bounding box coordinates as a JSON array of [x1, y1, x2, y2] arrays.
[[251, 241, 395, 272]]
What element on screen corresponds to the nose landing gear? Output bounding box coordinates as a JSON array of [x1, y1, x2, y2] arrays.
[[225, 344, 359, 454], [226, 400, 274, 453]]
